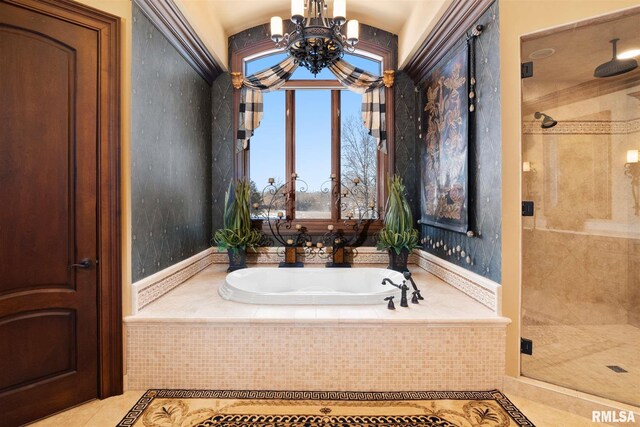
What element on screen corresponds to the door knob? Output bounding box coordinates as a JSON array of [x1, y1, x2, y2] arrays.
[[70, 258, 92, 269]]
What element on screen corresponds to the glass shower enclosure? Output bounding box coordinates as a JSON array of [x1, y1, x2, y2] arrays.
[[520, 7, 640, 406]]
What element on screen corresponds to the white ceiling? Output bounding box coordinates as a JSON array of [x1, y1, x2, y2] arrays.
[[180, 0, 427, 36], [174, 0, 453, 69]]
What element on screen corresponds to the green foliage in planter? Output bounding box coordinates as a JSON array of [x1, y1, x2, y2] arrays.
[[213, 180, 262, 253], [376, 175, 419, 254]]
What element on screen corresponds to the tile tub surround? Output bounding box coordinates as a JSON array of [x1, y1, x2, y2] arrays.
[[131, 246, 501, 314], [125, 264, 509, 391]]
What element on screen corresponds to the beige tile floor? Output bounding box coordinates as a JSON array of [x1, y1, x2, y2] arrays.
[[522, 323, 640, 407], [27, 389, 611, 426]]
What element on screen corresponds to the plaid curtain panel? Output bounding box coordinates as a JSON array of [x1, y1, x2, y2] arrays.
[[362, 87, 386, 153], [329, 59, 387, 153], [237, 57, 298, 151]]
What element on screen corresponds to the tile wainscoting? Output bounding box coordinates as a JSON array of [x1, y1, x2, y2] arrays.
[[126, 322, 506, 391]]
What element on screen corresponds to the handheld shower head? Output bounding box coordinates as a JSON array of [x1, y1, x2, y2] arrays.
[[534, 112, 558, 129], [594, 38, 638, 78]]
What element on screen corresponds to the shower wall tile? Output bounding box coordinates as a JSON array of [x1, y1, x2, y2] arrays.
[[522, 229, 639, 325], [418, 2, 502, 283], [131, 4, 212, 282]]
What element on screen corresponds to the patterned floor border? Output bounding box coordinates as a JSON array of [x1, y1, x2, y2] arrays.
[[117, 389, 534, 426]]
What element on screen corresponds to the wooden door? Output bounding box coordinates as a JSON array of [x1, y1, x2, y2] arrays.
[[0, 1, 107, 425]]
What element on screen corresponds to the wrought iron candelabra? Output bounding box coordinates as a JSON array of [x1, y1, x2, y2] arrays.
[[318, 175, 379, 267], [252, 174, 311, 267], [252, 173, 378, 267]]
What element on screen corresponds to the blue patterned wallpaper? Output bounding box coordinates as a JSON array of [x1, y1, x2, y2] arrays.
[[394, 71, 420, 223], [417, 2, 502, 283], [131, 4, 212, 282], [211, 73, 234, 233]]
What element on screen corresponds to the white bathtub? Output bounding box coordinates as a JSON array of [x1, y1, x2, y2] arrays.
[[219, 267, 405, 305]]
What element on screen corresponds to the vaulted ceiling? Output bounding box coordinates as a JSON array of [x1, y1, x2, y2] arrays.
[[172, 0, 453, 69]]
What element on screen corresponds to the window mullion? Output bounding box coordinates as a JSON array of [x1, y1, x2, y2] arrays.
[[285, 90, 295, 219], [331, 90, 341, 222]]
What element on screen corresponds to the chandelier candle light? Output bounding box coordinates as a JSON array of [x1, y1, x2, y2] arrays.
[[270, 0, 359, 75]]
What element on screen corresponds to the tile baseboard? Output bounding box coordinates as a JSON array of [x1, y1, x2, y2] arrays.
[[503, 376, 640, 419], [413, 249, 501, 313], [132, 248, 224, 313]]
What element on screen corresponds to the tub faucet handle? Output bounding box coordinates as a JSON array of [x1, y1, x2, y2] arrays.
[[384, 296, 395, 310], [411, 290, 421, 304]]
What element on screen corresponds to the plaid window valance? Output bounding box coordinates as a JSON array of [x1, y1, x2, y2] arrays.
[[329, 59, 387, 153], [237, 56, 388, 153], [237, 57, 299, 151]]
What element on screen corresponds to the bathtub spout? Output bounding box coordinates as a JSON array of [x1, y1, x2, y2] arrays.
[[381, 278, 397, 287]]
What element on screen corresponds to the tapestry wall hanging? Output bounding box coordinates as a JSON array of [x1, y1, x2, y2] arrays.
[[421, 39, 472, 234]]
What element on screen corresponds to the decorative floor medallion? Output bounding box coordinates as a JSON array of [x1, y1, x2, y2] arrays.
[[118, 390, 534, 427]]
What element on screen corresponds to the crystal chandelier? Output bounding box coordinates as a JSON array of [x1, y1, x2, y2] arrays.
[[270, 0, 359, 75]]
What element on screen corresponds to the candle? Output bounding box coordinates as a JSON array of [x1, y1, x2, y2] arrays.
[[327, 224, 334, 231], [627, 149, 639, 163], [332, 0, 346, 23], [368, 201, 375, 209], [348, 212, 354, 219], [306, 241, 312, 247], [287, 239, 294, 245], [268, 177, 275, 184], [277, 211, 284, 218], [295, 224, 302, 230], [316, 242, 323, 248], [291, 0, 304, 22], [353, 177, 360, 184], [270, 16, 283, 41], [330, 173, 336, 179], [347, 19, 359, 42], [341, 189, 348, 196], [522, 161, 531, 172], [252, 203, 260, 209]]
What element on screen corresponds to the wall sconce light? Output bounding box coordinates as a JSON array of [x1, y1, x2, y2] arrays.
[[625, 149, 639, 216]]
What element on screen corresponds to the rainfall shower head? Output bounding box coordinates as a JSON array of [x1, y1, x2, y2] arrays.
[[534, 112, 558, 129], [594, 38, 638, 78]]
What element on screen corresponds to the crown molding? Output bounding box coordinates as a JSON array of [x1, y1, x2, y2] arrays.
[[403, 0, 494, 82], [133, 0, 223, 85]]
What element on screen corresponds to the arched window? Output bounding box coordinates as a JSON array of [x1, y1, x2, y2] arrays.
[[232, 40, 395, 234]]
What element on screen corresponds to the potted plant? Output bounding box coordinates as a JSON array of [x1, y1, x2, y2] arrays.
[[213, 180, 263, 272], [376, 175, 419, 272]]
